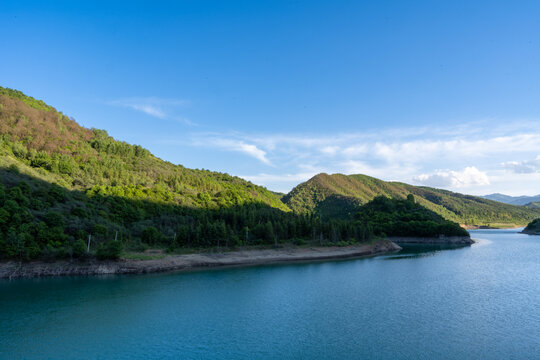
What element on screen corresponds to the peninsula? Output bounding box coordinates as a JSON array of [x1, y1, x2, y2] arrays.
[[522, 218, 540, 235]]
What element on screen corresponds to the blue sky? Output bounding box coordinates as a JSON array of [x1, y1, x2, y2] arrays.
[[2, 0, 540, 195]]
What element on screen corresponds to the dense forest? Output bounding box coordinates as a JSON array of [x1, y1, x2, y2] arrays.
[[355, 195, 469, 238], [0, 168, 364, 260], [284, 173, 540, 225]]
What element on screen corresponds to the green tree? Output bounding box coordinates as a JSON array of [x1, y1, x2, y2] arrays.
[[142, 226, 161, 245], [72, 239, 88, 258], [96, 241, 123, 260]]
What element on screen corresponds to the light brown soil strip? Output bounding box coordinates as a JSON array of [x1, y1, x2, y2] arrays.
[[0, 241, 401, 279]]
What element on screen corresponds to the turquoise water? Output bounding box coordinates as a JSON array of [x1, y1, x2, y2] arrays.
[[1, 229, 539, 359]]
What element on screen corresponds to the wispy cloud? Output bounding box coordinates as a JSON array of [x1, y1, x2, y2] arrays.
[[197, 138, 271, 165], [109, 97, 194, 125], [126, 103, 167, 118], [502, 155, 540, 173]]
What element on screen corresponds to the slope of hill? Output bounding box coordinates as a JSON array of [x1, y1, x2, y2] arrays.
[[481, 193, 540, 206], [283, 173, 540, 226], [1, 86, 397, 261], [526, 202, 540, 209], [0, 86, 288, 211]]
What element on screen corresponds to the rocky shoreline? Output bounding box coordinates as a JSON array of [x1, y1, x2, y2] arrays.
[[389, 235, 474, 245], [461, 224, 523, 230], [0, 241, 402, 280]]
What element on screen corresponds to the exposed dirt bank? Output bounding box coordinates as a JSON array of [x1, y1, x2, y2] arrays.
[[0, 241, 402, 279]]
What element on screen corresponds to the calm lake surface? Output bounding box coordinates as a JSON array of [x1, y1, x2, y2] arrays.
[[1, 229, 539, 359]]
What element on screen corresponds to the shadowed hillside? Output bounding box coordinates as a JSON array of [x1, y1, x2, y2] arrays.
[[355, 195, 470, 239], [0, 167, 338, 260]]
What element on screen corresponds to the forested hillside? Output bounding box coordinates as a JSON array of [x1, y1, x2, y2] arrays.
[[0, 87, 369, 260], [0, 86, 287, 211], [355, 195, 469, 239], [283, 173, 540, 226]]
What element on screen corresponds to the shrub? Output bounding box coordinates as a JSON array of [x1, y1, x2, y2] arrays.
[[96, 240, 123, 260], [72, 239, 88, 258]]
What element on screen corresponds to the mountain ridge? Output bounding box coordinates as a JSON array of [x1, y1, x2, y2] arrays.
[[481, 193, 540, 206]]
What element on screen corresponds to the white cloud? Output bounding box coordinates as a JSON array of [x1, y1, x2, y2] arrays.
[[128, 104, 166, 118], [320, 146, 340, 155], [342, 144, 368, 156], [502, 155, 540, 173], [210, 139, 271, 165], [340, 160, 419, 181], [194, 125, 540, 167], [109, 97, 193, 125], [413, 167, 490, 188]]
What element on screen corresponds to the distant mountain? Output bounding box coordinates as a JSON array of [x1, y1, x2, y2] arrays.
[[481, 193, 519, 204], [283, 173, 540, 226], [525, 202, 540, 209], [481, 193, 540, 206]]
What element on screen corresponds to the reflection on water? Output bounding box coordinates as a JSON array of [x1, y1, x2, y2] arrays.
[[383, 243, 471, 260]]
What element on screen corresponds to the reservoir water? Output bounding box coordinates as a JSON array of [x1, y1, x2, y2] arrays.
[[1, 229, 539, 359]]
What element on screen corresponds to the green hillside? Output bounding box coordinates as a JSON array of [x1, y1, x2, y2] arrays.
[[283, 173, 540, 226], [0, 86, 288, 211], [0, 86, 374, 260], [525, 202, 540, 209]]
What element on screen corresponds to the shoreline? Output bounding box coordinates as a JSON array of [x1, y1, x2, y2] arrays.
[[0, 241, 402, 280], [460, 224, 524, 230], [389, 235, 474, 245]]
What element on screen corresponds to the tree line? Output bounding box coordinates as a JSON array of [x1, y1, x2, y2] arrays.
[[0, 170, 380, 261]]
